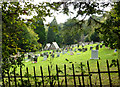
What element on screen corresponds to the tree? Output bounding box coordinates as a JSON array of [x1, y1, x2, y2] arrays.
[[34, 17, 46, 47], [47, 17, 58, 43], [60, 18, 82, 45], [95, 2, 120, 49], [90, 31, 100, 42], [2, 2, 61, 72], [55, 25, 63, 47]]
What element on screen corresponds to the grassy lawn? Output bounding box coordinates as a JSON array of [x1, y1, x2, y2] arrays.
[[13, 43, 119, 85]]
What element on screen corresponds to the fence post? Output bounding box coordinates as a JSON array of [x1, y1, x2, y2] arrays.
[[2, 70, 5, 87], [7, 69, 11, 87], [14, 68, 17, 87], [56, 65, 60, 87], [33, 66, 37, 87], [106, 60, 112, 87], [40, 66, 44, 87], [64, 64, 67, 87], [78, 76, 81, 87], [81, 62, 85, 87], [87, 61, 92, 87], [97, 61, 102, 87], [117, 59, 120, 79], [48, 65, 53, 86], [26, 67, 29, 83], [72, 64, 76, 87], [20, 66, 23, 86]]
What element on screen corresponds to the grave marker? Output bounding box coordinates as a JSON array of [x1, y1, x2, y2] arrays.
[[85, 48, 87, 51], [100, 45, 103, 48], [76, 53, 80, 55], [43, 53, 47, 61], [51, 53, 55, 58], [82, 48, 85, 52], [90, 46, 93, 50], [96, 45, 99, 50], [78, 48, 82, 52], [90, 50, 99, 59]]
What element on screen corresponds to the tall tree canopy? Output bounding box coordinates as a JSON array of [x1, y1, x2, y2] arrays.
[[33, 17, 46, 47], [94, 2, 120, 49], [47, 17, 58, 43], [60, 18, 82, 45], [2, 2, 61, 71]]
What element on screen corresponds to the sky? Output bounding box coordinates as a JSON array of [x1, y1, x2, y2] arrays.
[[21, 0, 112, 24]]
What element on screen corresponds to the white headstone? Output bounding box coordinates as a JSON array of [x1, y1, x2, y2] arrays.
[[62, 50, 65, 54], [77, 53, 80, 55], [37, 54, 40, 57], [101, 41, 104, 43], [90, 50, 99, 59], [43, 55, 47, 61], [25, 54, 28, 58], [56, 52, 60, 57]]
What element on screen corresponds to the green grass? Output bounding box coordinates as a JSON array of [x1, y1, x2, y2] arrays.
[[13, 43, 119, 85]]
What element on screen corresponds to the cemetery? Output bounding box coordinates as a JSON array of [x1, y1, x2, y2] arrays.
[[18, 42, 118, 70], [2, 1, 120, 87], [10, 42, 118, 86]]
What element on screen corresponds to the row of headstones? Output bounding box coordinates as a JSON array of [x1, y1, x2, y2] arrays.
[[27, 54, 40, 63], [25, 44, 103, 62], [41, 47, 88, 61], [90, 44, 103, 50]]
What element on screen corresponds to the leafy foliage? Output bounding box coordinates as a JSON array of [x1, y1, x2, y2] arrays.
[[47, 17, 62, 46], [2, 1, 61, 73], [95, 2, 120, 49], [33, 17, 46, 47]]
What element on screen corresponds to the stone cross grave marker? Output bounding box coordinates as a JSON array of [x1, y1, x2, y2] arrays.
[[90, 50, 99, 59]]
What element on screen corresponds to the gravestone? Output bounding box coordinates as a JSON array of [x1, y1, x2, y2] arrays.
[[91, 41, 93, 44], [78, 48, 82, 52], [76, 53, 80, 55], [56, 51, 60, 57], [28, 55, 31, 59], [74, 48, 77, 52], [82, 45, 84, 48], [43, 53, 47, 61], [100, 45, 103, 48], [101, 41, 104, 43], [36, 54, 40, 57], [25, 54, 28, 58], [62, 50, 65, 54], [90, 50, 99, 59], [35, 55, 38, 62], [46, 52, 49, 58], [40, 53, 44, 57], [70, 51, 74, 55], [69, 48, 72, 52], [82, 48, 85, 52], [65, 50, 67, 53], [114, 49, 117, 53], [96, 45, 99, 50], [50, 52, 55, 58], [49, 51, 52, 54], [90, 46, 93, 50], [85, 48, 87, 51]]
